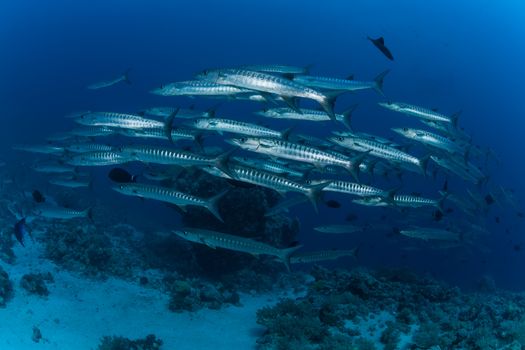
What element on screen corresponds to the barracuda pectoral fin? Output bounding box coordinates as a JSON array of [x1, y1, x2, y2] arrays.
[[280, 244, 303, 272], [259, 92, 279, 105], [201, 239, 217, 249], [306, 181, 331, 213]]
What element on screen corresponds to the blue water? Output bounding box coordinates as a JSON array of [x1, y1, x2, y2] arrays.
[[1, 0, 524, 291]]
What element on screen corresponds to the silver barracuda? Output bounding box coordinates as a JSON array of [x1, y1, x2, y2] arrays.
[[255, 105, 356, 130], [115, 127, 198, 142], [392, 127, 464, 155], [293, 70, 389, 96], [186, 118, 286, 138], [68, 126, 116, 137], [172, 227, 302, 270], [313, 224, 362, 234], [329, 135, 427, 174], [113, 183, 226, 222], [227, 137, 359, 180], [75, 112, 167, 130], [400, 227, 460, 242], [49, 175, 91, 188], [379, 102, 459, 125], [290, 248, 358, 264], [87, 69, 131, 90], [33, 204, 92, 220], [32, 162, 75, 173], [12, 144, 64, 155], [308, 180, 387, 197], [150, 80, 254, 97], [196, 68, 338, 120], [140, 106, 216, 119], [65, 143, 114, 153], [238, 64, 310, 75], [66, 151, 131, 166]]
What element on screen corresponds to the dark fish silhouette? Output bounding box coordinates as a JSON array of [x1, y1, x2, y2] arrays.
[[514, 244, 521, 252], [495, 216, 500, 224], [32, 190, 45, 203], [108, 168, 137, 183], [324, 200, 341, 208], [432, 210, 444, 222], [485, 194, 495, 205], [345, 213, 358, 222], [14, 218, 28, 247], [368, 36, 394, 61]]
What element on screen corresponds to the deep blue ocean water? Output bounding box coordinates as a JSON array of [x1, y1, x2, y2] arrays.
[[1, 0, 524, 290]]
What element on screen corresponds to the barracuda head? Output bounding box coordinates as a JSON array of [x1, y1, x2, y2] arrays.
[[112, 184, 139, 196], [378, 101, 404, 112], [226, 137, 261, 151], [392, 127, 418, 138]]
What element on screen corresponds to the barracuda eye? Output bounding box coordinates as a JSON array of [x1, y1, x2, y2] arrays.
[[240, 137, 247, 143], [403, 128, 408, 132], [119, 185, 124, 190], [338, 137, 344, 141]]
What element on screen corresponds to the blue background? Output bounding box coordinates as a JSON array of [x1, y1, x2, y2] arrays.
[[1, 0, 524, 289]]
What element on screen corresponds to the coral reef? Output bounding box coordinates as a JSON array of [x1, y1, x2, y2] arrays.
[[0, 266, 13, 307], [20, 272, 54, 297], [256, 266, 525, 349], [163, 275, 240, 312], [96, 334, 163, 350]]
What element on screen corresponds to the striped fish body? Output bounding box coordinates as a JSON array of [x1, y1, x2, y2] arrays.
[[75, 112, 164, 130], [293, 75, 374, 91], [67, 151, 130, 166], [379, 102, 453, 124], [151, 81, 253, 96], [65, 143, 114, 153], [188, 118, 283, 138], [315, 180, 386, 197], [121, 145, 214, 167], [116, 127, 196, 141]]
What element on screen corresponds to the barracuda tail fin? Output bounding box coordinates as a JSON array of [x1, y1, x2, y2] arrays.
[[164, 108, 179, 143], [280, 244, 303, 272], [419, 155, 431, 176], [436, 192, 450, 211], [347, 151, 371, 182], [206, 190, 228, 222], [373, 70, 390, 97], [341, 104, 358, 131], [450, 110, 462, 128], [123, 68, 132, 85], [319, 95, 337, 121], [214, 148, 237, 179], [306, 181, 331, 213]]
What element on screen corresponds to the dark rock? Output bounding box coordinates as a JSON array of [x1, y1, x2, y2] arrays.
[[20, 272, 54, 297]]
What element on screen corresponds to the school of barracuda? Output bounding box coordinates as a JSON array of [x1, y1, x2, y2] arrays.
[[12, 63, 515, 269]]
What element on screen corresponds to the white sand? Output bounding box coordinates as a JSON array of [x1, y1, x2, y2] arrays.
[[0, 242, 284, 350]]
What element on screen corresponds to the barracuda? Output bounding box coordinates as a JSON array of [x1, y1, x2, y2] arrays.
[[115, 127, 198, 142], [68, 126, 116, 137], [65, 143, 114, 153], [12, 144, 64, 155], [87, 69, 131, 90], [392, 127, 464, 155], [293, 70, 389, 96], [113, 183, 226, 222], [75, 112, 166, 130], [255, 105, 356, 129], [228, 137, 359, 180], [202, 163, 328, 212], [329, 135, 426, 174], [140, 106, 215, 119], [32, 162, 75, 173], [186, 118, 286, 138], [196, 68, 338, 120], [33, 204, 92, 220], [120, 145, 233, 177], [431, 155, 486, 184], [172, 227, 302, 271], [66, 151, 131, 166], [379, 102, 459, 125], [234, 156, 306, 179], [308, 180, 386, 197], [353, 194, 446, 210], [400, 227, 460, 241], [150, 80, 254, 97], [49, 176, 91, 188], [290, 248, 358, 264], [238, 64, 310, 75]]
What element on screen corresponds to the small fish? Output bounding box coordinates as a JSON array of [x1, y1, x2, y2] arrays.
[[14, 218, 29, 246], [32, 190, 46, 203], [314, 224, 362, 234], [368, 36, 394, 61], [290, 248, 359, 264], [324, 200, 341, 208], [108, 168, 137, 183], [33, 204, 92, 220], [87, 69, 131, 90], [485, 194, 495, 205], [432, 210, 444, 222]]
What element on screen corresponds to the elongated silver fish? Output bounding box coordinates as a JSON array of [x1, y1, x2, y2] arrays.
[[431, 155, 486, 184], [115, 127, 198, 142], [68, 126, 116, 137], [308, 180, 387, 197], [173, 227, 302, 270], [234, 156, 306, 179], [87, 69, 131, 90], [75, 112, 166, 130], [290, 248, 358, 264], [33, 162, 75, 173], [49, 176, 91, 188], [113, 183, 226, 222], [228, 137, 358, 179], [186, 118, 285, 138], [353, 194, 445, 210], [256, 105, 356, 130], [66, 151, 130, 166], [12, 144, 64, 155], [314, 224, 362, 234], [293, 70, 389, 96], [196, 68, 337, 120], [150, 80, 254, 97], [400, 227, 460, 241], [33, 204, 92, 220], [392, 127, 463, 155], [379, 102, 459, 125], [202, 163, 327, 212], [329, 135, 426, 174], [238, 64, 310, 75], [65, 143, 114, 153]]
